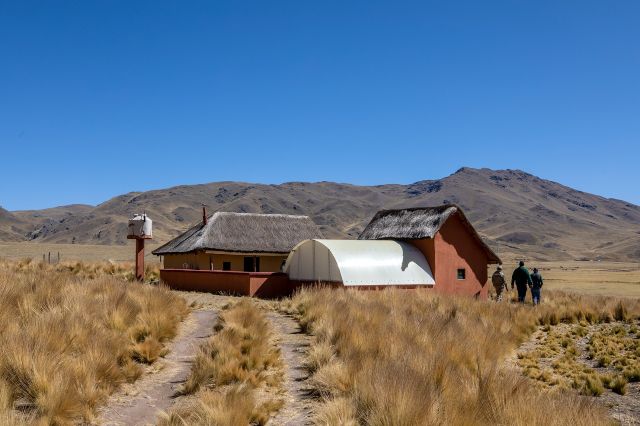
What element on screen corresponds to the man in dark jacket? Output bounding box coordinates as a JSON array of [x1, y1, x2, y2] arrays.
[[530, 267, 544, 305], [511, 261, 533, 303]]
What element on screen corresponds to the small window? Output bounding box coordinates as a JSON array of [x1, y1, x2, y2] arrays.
[[457, 268, 466, 280], [222, 262, 231, 271]]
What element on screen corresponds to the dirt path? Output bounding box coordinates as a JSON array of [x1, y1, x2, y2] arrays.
[[266, 311, 315, 425], [97, 309, 218, 426]]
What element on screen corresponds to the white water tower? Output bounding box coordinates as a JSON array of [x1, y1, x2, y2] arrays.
[[128, 213, 152, 238], [127, 213, 152, 281]]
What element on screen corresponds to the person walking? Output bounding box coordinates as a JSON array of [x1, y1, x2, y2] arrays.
[[491, 265, 507, 301], [511, 261, 533, 303], [530, 267, 544, 305]]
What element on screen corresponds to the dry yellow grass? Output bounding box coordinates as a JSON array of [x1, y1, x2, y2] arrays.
[[4, 257, 160, 282], [589, 324, 640, 381], [160, 300, 284, 426], [496, 260, 640, 298], [0, 260, 189, 424], [519, 321, 640, 398], [283, 288, 640, 425], [0, 241, 162, 263]]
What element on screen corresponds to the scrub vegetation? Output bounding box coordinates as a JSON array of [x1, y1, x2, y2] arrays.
[[518, 321, 640, 397], [5, 257, 161, 282], [281, 287, 640, 425], [160, 300, 284, 426], [0, 259, 188, 425]]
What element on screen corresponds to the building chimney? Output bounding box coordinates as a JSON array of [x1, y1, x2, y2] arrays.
[[202, 205, 207, 225]]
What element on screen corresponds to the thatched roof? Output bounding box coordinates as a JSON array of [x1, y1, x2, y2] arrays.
[[153, 212, 324, 255], [358, 205, 501, 263]]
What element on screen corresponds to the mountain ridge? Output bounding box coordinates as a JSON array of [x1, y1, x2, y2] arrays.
[[3, 168, 639, 261]]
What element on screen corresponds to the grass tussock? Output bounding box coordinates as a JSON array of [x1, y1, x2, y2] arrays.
[[283, 288, 633, 425], [160, 300, 284, 426], [2, 257, 161, 282], [0, 260, 188, 424], [589, 324, 640, 381], [520, 319, 639, 397]]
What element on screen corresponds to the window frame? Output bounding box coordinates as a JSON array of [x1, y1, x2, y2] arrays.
[[457, 268, 466, 280]]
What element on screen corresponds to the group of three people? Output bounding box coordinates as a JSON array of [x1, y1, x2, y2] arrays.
[[491, 261, 544, 304]]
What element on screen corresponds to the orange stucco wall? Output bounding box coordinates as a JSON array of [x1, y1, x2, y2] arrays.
[[409, 212, 490, 299], [162, 251, 287, 272], [160, 269, 290, 298]]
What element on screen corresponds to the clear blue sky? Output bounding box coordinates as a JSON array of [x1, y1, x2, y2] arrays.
[[1, 1, 639, 210]]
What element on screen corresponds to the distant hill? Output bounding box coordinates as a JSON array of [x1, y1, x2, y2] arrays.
[[4, 168, 640, 261], [0, 207, 26, 241]]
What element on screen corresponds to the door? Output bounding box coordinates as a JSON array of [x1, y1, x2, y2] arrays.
[[243, 257, 253, 272], [243, 256, 260, 272]]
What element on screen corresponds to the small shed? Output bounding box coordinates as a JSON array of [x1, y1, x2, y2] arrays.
[[285, 239, 435, 287], [359, 205, 501, 297], [153, 211, 323, 273]]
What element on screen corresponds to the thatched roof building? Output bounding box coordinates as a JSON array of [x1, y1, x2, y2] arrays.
[[358, 204, 500, 263], [153, 212, 323, 256], [285, 204, 501, 298]]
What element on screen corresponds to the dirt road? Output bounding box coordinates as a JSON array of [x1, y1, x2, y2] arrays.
[[96, 309, 218, 426]]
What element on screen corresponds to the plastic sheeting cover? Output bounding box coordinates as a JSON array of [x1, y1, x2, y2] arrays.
[[285, 239, 435, 286]]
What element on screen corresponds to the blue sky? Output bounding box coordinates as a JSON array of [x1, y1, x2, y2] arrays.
[[1, 1, 639, 210]]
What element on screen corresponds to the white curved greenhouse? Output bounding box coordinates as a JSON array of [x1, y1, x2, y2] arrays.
[[284, 239, 435, 286]]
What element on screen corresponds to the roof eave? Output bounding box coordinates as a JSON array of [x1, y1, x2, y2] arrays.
[[153, 249, 292, 256], [451, 208, 502, 264]]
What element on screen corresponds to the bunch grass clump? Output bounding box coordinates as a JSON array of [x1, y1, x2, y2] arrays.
[[288, 288, 623, 425], [518, 318, 639, 398], [3, 258, 161, 282], [589, 325, 640, 375], [160, 300, 284, 426], [0, 260, 188, 424]]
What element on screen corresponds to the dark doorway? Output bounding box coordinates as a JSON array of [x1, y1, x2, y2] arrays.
[[222, 261, 231, 271], [243, 256, 260, 272], [244, 257, 253, 272]]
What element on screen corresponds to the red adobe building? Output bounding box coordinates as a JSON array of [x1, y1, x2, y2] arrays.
[[358, 205, 501, 299]]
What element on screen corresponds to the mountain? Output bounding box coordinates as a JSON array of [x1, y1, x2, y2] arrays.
[[0, 207, 26, 241], [3, 168, 640, 261]]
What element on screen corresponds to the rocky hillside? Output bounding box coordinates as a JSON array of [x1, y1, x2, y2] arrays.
[[4, 168, 640, 261]]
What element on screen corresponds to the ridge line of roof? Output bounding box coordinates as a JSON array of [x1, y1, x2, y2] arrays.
[[208, 211, 313, 219]]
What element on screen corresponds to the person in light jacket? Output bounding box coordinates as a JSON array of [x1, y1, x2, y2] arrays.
[[530, 267, 544, 305]]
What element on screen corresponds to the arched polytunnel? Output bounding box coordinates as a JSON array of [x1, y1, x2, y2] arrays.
[[284, 239, 435, 286]]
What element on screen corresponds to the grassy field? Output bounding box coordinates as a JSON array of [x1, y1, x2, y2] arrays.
[[0, 255, 638, 424], [496, 260, 640, 298], [0, 242, 162, 263], [282, 288, 640, 425], [0, 260, 188, 424]]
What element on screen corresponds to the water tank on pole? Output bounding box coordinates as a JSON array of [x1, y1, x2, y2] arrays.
[[127, 213, 152, 281], [128, 213, 152, 238]]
